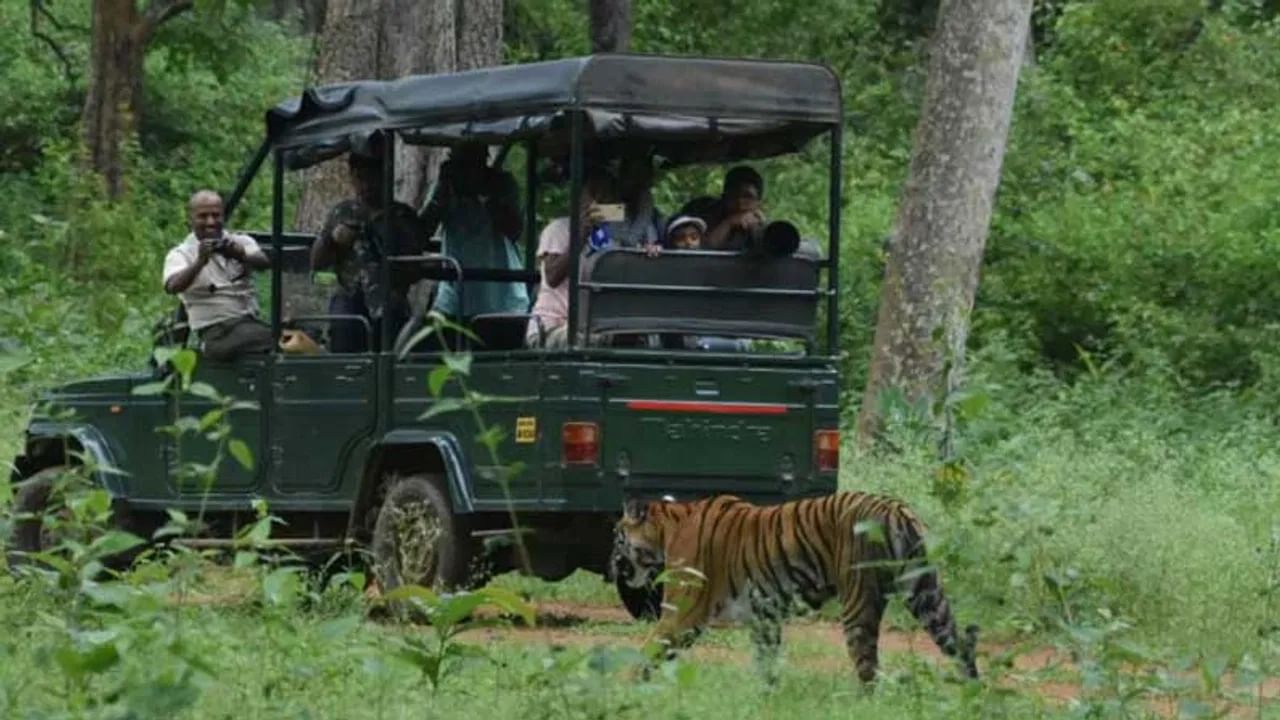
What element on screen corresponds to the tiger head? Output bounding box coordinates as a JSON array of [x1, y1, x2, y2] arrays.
[[612, 497, 671, 589]]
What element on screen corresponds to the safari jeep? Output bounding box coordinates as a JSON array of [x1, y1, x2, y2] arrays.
[[8, 55, 843, 617]]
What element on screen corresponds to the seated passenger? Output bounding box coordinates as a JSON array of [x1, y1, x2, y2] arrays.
[[418, 142, 529, 320], [163, 190, 273, 362], [678, 165, 766, 251], [664, 215, 706, 250], [603, 148, 664, 254], [526, 169, 615, 349], [311, 149, 427, 352]]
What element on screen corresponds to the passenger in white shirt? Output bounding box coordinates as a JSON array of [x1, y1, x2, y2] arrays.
[[163, 190, 273, 362]]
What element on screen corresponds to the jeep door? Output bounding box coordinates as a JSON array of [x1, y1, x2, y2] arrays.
[[169, 358, 267, 495]]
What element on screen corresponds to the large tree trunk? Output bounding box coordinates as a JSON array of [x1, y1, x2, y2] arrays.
[[588, 0, 631, 53], [855, 0, 1032, 445], [295, 0, 504, 233], [82, 0, 192, 199]]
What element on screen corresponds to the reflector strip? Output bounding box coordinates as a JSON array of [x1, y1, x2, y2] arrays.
[[625, 400, 788, 415]]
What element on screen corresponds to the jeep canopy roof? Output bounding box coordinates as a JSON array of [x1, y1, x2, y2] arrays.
[[265, 54, 842, 169]]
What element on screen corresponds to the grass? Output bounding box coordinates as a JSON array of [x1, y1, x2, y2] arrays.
[[4, 342, 1280, 718]]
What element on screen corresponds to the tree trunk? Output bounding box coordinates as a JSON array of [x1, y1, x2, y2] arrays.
[[82, 0, 144, 199], [82, 0, 193, 199], [293, 0, 382, 232], [295, 0, 504, 232], [588, 0, 631, 53], [855, 0, 1032, 445]]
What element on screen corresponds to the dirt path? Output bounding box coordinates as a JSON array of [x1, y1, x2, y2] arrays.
[[461, 599, 1280, 719]]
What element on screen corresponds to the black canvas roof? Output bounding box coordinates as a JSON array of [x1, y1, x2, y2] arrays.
[[266, 54, 842, 169]]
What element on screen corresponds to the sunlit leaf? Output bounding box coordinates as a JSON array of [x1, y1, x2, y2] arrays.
[[428, 365, 452, 397], [419, 398, 469, 421], [132, 381, 170, 396], [188, 382, 220, 400], [228, 438, 254, 472]]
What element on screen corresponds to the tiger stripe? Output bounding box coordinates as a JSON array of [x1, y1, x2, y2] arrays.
[[613, 492, 979, 684]]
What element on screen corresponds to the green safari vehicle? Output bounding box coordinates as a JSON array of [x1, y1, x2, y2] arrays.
[[8, 54, 843, 617]]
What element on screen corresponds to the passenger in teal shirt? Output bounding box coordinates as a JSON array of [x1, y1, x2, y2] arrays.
[[419, 143, 529, 319]]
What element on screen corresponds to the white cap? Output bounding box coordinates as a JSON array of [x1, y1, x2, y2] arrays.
[[665, 215, 707, 238]]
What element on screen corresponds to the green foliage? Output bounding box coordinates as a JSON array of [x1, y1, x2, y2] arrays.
[[4, 0, 1280, 715]]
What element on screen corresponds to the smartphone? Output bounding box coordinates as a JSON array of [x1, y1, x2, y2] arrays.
[[594, 203, 626, 223]]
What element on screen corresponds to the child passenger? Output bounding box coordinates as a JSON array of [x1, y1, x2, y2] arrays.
[[664, 215, 706, 250]]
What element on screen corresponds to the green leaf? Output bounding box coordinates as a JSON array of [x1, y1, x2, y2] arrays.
[[475, 586, 536, 627], [419, 398, 469, 421], [950, 390, 990, 422], [171, 349, 198, 380], [152, 346, 179, 367], [428, 365, 452, 397], [132, 381, 170, 396], [443, 353, 472, 378], [0, 347, 32, 377], [318, 615, 362, 642], [474, 426, 506, 453], [198, 408, 225, 432], [262, 566, 303, 607], [54, 641, 120, 679], [398, 324, 438, 361], [382, 584, 440, 607], [86, 531, 145, 560], [432, 591, 497, 629], [188, 382, 220, 400], [228, 439, 254, 472]]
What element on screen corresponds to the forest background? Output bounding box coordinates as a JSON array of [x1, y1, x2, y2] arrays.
[[2, 0, 1280, 717]]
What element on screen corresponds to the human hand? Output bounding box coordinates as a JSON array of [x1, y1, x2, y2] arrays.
[[333, 223, 358, 247], [217, 238, 244, 260], [733, 210, 764, 231], [197, 238, 220, 262], [644, 243, 662, 258]]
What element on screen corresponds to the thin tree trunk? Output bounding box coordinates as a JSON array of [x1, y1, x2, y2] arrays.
[[588, 0, 630, 53], [82, 0, 192, 198], [82, 0, 143, 199], [856, 0, 1032, 445]]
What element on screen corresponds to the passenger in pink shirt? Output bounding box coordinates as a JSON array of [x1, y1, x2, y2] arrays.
[[526, 169, 615, 349]]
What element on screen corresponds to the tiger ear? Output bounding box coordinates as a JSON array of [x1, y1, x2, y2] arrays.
[[661, 494, 675, 503], [622, 498, 648, 522]]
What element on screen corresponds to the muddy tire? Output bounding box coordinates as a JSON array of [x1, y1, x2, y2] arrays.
[[9, 467, 61, 561], [371, 474, 478, 593]]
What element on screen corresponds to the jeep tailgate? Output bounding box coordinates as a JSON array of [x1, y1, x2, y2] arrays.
[[591, 361, 839, 499]]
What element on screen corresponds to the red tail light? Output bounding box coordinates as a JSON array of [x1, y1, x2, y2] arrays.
[[562, 422, 600, 466], [815, 429, 840, 473]]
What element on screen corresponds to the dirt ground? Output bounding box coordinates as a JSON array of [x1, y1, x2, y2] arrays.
[[463, 599, 1280, 720]]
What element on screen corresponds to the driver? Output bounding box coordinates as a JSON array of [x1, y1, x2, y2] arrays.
[[162, 189, 273, 362]]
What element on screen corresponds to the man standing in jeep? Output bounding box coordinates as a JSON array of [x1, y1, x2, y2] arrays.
[[163, 189, 273, 361]]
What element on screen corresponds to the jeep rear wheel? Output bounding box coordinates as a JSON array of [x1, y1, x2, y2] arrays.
[[371, 474, 477, 593]]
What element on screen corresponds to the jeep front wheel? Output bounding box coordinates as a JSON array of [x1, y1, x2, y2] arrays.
[[371, 474, 476, 593]]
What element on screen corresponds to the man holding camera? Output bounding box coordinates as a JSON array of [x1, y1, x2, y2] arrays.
[[163, 189, 273, 362], [419, 142, 528, 320]]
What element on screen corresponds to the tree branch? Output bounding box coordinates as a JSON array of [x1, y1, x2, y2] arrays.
[[140, 0, 194, 41], [29, 1, 76, 88]]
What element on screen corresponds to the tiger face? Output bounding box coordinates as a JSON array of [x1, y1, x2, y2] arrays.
[[613, 499, 666, 588]]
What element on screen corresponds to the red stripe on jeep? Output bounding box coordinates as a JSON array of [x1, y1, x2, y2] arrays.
[[625, 400, 789, 415]]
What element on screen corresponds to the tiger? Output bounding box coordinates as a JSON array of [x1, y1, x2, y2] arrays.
[[612, 492, 979, 684]]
